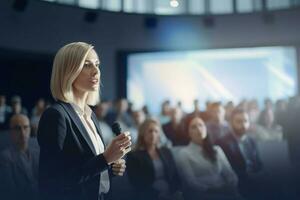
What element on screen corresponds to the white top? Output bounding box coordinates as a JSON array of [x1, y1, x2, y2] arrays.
[[175, 142, 238, 192], [71, 104, 110, 194]]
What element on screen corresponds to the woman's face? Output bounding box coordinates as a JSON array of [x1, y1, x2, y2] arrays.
[[189, 117, 207, 144], [73, 49, 100, 93], [143, 123, 160, 148]]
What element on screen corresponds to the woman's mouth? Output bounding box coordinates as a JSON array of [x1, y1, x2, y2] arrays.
[[90, 78, 99, 84]]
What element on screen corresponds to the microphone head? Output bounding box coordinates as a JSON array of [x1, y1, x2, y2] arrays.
[[112, 122, 122, 136]]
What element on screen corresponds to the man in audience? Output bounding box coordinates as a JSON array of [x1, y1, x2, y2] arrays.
[[0, 114, 39, 200], [206, 102, 230, 143], [216, 108, 263, 199], [163, 107, 188, 146]]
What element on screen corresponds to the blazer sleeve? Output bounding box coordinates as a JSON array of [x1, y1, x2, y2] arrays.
[[37, 107, 109, 187]]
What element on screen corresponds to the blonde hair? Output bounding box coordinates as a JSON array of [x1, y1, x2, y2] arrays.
[[135, 118, 161, 150], [50, 42, 100, 105]]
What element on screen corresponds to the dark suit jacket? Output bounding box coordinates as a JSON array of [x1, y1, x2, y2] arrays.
[[0, 146, 39, 200], [215, 132, 262, 181], [126, 147, 181, 200], [37, 101, 110, 200]]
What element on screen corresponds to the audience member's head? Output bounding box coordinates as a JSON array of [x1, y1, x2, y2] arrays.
[[132, 110, 146, 127], [210, 102, 225, 124], [225, 101, 235, 121], [187, 116, 216, 162], [136, 118, 161, 150], [94, 101, 110, 120], [264, 98, 273, 110], [275, 99, 287, 112], [10, 114, 31, 152], [161, 100, 171, 116], [11, 96, 22, 114], [116, 98, 129, 114], [34, 98, 46, 115], [247, 99, 260, 124], [258, 108, 275, 128], [170, 107, 183, 124], [0, 95, 6, 106], [230, 108, 250, 138], [193, 99, 200, 112], [188, 117, 207, 144]]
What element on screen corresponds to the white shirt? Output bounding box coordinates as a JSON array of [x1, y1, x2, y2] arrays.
[[175, 142, 238, 192], [71, 104, 110, 194]]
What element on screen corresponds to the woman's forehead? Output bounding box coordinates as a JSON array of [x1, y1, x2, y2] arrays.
[[85, 49, 99, 61]]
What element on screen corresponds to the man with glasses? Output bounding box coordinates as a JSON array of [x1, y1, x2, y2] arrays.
[[0, 114, 39, 200]]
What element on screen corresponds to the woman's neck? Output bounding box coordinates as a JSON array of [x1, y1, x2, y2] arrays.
[[73, 89, 88, 111]]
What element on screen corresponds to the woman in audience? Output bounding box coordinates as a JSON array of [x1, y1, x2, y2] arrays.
[[127, 118, 182, 200], [175, 116, 239, 200]]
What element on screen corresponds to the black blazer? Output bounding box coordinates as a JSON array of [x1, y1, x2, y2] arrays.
[[126, 147, 181, 200], [215, 132, 262, 180], [37, 101, 110, 200]]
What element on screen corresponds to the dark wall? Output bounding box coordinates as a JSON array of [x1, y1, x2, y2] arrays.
[[0, 0, 300, 101]]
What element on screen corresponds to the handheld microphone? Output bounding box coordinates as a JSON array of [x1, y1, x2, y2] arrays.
[[111, 122, 122, 136]]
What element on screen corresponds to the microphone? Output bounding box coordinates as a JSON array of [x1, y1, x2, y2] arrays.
[[111, 122, 122, 136]]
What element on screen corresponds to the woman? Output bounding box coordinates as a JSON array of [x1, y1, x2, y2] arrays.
[[175, 116, 239, 200], [37, 42, 131, 200], [127, 118, 181, 200]]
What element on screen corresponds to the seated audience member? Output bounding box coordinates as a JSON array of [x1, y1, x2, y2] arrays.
[[0, 114, 39, 200], [216, 108, 263, 199], [157, 100, 172, 125], [176, 116, 239, 200], [254, 108, 283, 141], [127, 118, 182, 200], [128, 109, 146, 145], [4, 95, 28, 129], [94, 101, 115, 146], [225, 101, 235, 123], [162, 107, 188, 146], [185, 99, 203, 121], [106, 98, 134, 130], [0, 95, 12, 130], [274, 99, 288, 128], [30, 98, 46, 137], [206, 102, 230, 143]]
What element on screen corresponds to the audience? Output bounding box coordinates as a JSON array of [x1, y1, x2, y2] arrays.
[[0, 114, 39, 200], [127, 118, 182, 200], [30, 98, 46, 137], [0, 95, 11, 130], [175, 116, 239, 200], [0, 94, 299, 200], [157, 100, 172, 125], [215, 108, 263, 199], [206, 102, 230, 143], [94, 101, 115, 146], [162, 107, 188, 146]]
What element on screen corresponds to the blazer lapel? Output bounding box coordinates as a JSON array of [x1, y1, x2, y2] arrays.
[[58, 101, 97, 155]]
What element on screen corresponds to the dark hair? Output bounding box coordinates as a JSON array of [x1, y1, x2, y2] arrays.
[[230, 108, 247, 121], [186, 116, 217, 163]]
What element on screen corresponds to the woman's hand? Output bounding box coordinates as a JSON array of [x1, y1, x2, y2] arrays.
[[112, 159, 126, 176], [103, 132, 131, 164]]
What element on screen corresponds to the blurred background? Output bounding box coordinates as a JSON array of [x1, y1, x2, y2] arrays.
[[1, 1, 300, 200]]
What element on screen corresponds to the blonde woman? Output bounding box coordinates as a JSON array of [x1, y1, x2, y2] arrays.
[[127, 118, 181, 200], [37, 42, 131, 200]]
